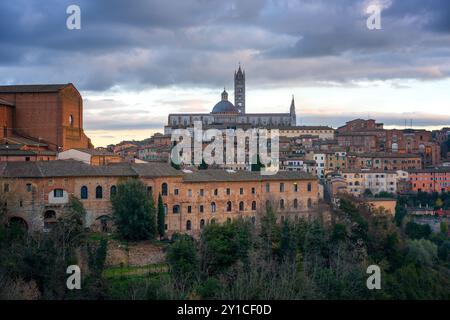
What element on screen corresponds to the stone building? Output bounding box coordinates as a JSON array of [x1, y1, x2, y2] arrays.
[[0, 160, 320, 236], [0, 84, 92, 151], [346, 152, 422, 171]]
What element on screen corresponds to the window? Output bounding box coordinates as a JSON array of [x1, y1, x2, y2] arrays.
[[186, 205, 192, 213], [265, 183, 270, 192], [174, 188, 179, 195], [239, 201, 244, 211], [280, 183, 285, 192], [307, 198, 312, 208], [251, 216, 256, 225], [251, 201, 256, 211], [199, 205, 204, 213], [96, 186, 103, 199], [81, 186, 88, 199], [294, 199, 298, 209], [251, 187, 256, 194], [240, 188, 244, 195], [226, 188, 231, 195], [69, 114, 74, 126], [280, 199, 285, 210], [211, 202, 216, 213], [200, 189, 204, 196], [54, 189, 64, 198], [110, 185, 117, 197], [307, 182, 312, 192], [3, 184, 9, 192], [161, 183, 168, 196], [200, 219, 205, 229], [186, 220, 192, 231], [173, 205, 180, 214], [227, 201, 232, 212], [214, 189, 218, 196], [293, 183, 298, 192], [26, 183, 32, 192], [188, 189, 192, 197]]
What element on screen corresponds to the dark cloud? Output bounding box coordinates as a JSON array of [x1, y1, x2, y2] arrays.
[[1, 0, 450, 90]]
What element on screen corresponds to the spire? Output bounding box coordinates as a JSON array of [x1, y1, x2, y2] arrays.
[[290, 94, 296, 125]]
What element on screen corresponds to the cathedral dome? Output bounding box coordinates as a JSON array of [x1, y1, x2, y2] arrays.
[[211, 89, 239, 114]]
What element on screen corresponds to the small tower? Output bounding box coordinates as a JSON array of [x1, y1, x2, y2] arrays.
[[234, 64, 245, 114], [290, 95, 296, 126]]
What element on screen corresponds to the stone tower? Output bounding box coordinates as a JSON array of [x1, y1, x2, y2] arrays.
[[290, 95, 297, 126], [234, 65, 245, 114]]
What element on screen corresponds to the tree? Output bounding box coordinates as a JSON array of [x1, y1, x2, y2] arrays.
[[363, 189, 373, 197], [435, 198, 444, 209], [111, 179, 156, 241], [405, 221, 431, 240], [440, 221, 449, 235], [167, 234, 199, 287], [394, 202, 407, 226], [157, 193, 165, 239]]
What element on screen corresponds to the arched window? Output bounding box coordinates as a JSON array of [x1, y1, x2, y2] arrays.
[[69, 114, 73, 127], [80, 186, 88, 199], [173, 205, 180, 214], [307, 182, 312, 192], [161, 183, 168, 196], [251, 201, 256, 211], [227, 201, 232, 212], [307, 198, 312, 208], [200, 219, 205, 229], [96, 186, 103, 199], [239, 201, 244, 211], [251, 216, 256, 225], [163, 204, 168, 215], [211, 202, 216, 213], [186, 220, 192, 231], [280, 199, 285, 210], [211, 218, 216, 224], [294, 199, 298, 209], [110, 185, 117, 197]]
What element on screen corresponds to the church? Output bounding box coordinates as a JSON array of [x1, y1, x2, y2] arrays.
[[164, 66, 296, 134]]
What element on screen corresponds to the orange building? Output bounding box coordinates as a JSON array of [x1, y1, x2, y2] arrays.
[[0, 84, 92, 151], [409, 167, 450, 193]]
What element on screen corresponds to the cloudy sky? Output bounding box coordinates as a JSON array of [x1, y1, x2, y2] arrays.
[[1, 0, 450, 146]]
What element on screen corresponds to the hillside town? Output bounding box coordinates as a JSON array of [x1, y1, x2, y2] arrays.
[[1, 70, 450, 237]]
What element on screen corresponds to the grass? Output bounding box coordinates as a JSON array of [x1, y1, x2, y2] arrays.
[[103, 263, 169, 278]]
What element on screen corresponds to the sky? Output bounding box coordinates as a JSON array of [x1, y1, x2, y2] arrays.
[[1, 0, 450, 147]]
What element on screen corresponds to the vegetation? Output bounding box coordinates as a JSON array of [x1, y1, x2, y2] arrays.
[[157, 194, 165, 240], [111, 179, 156, 241]]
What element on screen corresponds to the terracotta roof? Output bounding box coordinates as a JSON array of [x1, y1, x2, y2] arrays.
[[72, 148, 117, 156], [0, 84, 69, 93], [348, 152, 421, 158], [182, 169, 315, 182], [408, 167, 450, 173]]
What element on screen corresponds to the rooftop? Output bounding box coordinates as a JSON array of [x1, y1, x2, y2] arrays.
[[0, 84, 70, 93]]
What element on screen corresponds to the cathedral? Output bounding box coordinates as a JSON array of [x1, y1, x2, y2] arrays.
[[164, 66, 296, 134]]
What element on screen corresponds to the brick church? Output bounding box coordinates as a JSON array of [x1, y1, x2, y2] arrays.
[[0, 83, 92, 154]]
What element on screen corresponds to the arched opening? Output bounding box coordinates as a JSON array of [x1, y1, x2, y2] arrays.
[[239, 201, 244, 211], [307, 198, 312, 209], [186, 220, 192, 231], [96, 186, 103, 199], [110, 185, 117, 197], [161, 183, 168, 196], [173, 205, 180, 214], [226, 201, 232, 212], [211, 202, 216, 213], [43, 210, 57, 231], [200, 219, 205, 229], [251, 201, 256, 211], [80, 186, 88, 199], [280, 199, 285, 210], [9, 216, 28, 231], [293, 199, 298, 209], [307, 182, 312, 192], [97, 215, 112, 233]]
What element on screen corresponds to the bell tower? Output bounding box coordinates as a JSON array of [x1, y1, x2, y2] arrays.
[[234, 64, 245, 114]]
